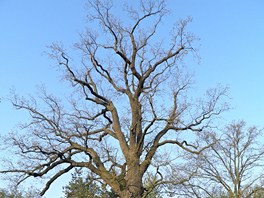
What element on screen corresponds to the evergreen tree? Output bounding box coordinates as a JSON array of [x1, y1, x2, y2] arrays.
[[63, 169, 118, 198]]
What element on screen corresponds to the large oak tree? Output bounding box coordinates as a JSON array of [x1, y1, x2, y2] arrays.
[[0, 0, 228, 197]]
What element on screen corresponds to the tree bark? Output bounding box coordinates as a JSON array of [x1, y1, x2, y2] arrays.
[[122, 161, 144, 198]]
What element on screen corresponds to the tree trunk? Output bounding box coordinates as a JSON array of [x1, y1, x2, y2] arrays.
[[119, 155, 144, 198], [121, 174, 144, 198]]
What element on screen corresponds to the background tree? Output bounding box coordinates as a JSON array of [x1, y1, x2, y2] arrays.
[[63, 168, 117, 198], [0, 0, 228, 197], [249, 186, 264, 198], [0, 185, 41, 198], [182, 121, 264, 198], [0, 189, 23, 198]]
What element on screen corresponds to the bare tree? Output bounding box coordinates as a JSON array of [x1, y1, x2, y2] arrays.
[[0, 0, 228, 197], [0, 184, 41, 198], [183, 121, 264, 198]]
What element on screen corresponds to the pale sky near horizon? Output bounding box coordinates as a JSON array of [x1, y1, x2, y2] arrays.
[[1, 0, 264, 197]]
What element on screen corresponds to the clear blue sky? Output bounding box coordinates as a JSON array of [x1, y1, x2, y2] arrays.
[[1, 0, 264, 197]]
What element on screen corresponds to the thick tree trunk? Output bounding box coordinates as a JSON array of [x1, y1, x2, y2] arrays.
[[120, 174, 144, 198], [118, 155, 144, 198]]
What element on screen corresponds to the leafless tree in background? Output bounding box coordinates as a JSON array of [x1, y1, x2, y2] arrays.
[[0, 0, 228, 197], [179, 121, 264, 198]]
